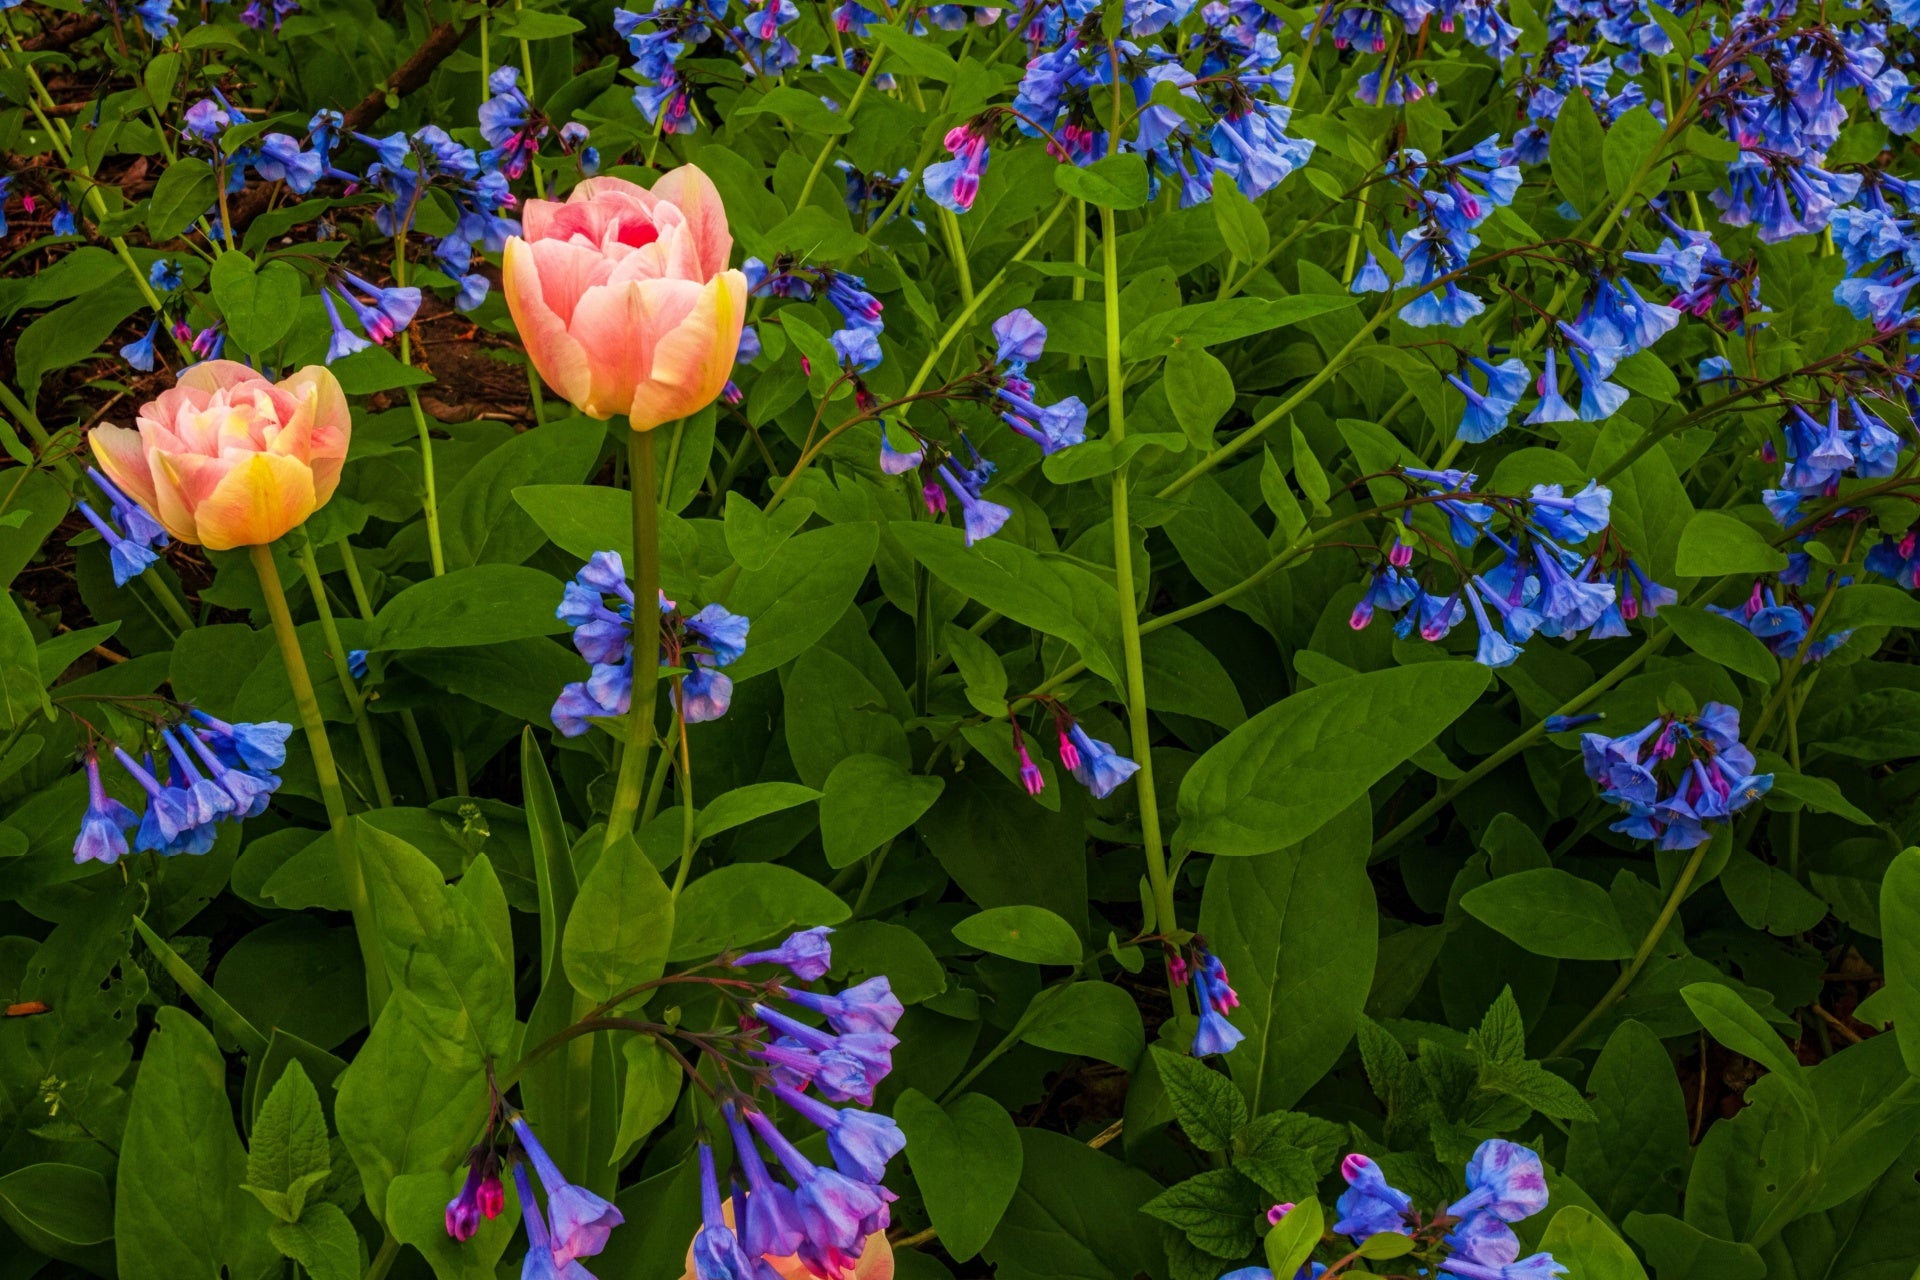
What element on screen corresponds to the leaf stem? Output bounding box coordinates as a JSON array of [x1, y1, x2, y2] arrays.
[[250, 543, 389, 1018]]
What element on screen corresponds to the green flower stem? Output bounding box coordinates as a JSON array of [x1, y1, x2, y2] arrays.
[[670, 709, 698, 899], [1547, 835, 1714, 1058], [938, 206, 976, 307], [393, 244, 447, 577], [794, 46, 888, 211], [603, 427, 663, 850], [293, 541, 395, 808], [509, 0, 545, 200], [1154, 296, 1396, 499], [1100, 203, 1177, 945], [337, 540, 439, 802], [903, 194, 1074, 401], [250, 543, 390, 1018], [0, 376, 79, 484]]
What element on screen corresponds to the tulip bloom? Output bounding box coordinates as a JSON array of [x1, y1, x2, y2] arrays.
[[504, 166, 747, 429], [89, 361, 351, 550]]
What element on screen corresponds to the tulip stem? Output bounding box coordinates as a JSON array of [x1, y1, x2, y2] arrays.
[[250, 544, 390, 1019], [1100, 202, 1178, 959], [603, 427, 662, 851], [293, 541, 395, 808]]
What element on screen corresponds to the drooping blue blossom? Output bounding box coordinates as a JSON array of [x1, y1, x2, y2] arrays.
[[1060, 723, 1140, 798], [511, 1115, 623, 1266], [1580, 703, 1772, 849], [732, 925, 835, 980]]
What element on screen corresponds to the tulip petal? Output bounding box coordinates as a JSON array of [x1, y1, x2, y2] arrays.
[[568, 278, 681, 421], [651, 164, 733, 281], [625, 270, 746, 431], [178, 359, 268, 395], [90, 423, 161, 513], [506, 237, 601, 415], [280, 365, 352, 505], [188, 451, 317, 550]]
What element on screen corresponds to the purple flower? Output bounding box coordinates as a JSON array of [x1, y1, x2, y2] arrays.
[[1334, 1153, 1413, 1240], [684, 605, 750, 667], [1448, 1140, 1549, 1222], [1064, 724, 1139, 798], [771, 1084, 906, 1183], [511, 1116, 623, 1265], [513, 1163, 595, 1280], [676, 663, 734, 723], [992, 309, 1048, 368], [779, 976, 903, 1035], [690, 1143, 757, 1280], [74, 754, 138, 865], [733, 926, 834, 980], [746, 1109, 886, 1277]]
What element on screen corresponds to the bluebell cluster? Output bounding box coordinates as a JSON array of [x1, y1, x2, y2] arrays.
[[1759, 396, 1905, 525], [76, 712, 290, 864], [1167, 944, 1244, 1056], [1581, 703, 1772, 850], [745, 257, 886, 376], [1351, 469, 1673, 668], [1706, 578, 1851, 662], [874, 309, 1085, 550], [74, 466, 167, 586], [697, 928, 906, 1280], [1219, 1141, 1561, 1280], [1354, 138, 1524, 332], [550, 552, 751, 735]]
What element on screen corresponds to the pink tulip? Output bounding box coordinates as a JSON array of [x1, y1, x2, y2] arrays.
[[504, 167, 747, 430], [89, 361, 351, 551]]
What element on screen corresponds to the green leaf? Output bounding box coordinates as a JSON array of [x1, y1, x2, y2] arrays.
[[116, 1008, 280, 1280], [1622, 1213, 1764, 1280], [370, 564, 571, 650], [1549, 89, 1609, 217], [734, 86, 852, 134], [209, 251, 301, 356], [697, 782, 820, 839], [1674, 512, 1788, 577], [981, 1129, 1168, 1280], [0, 590, 48, 731], [723, 491, 815, 571], [1264, 1198, 1324, 1280], [1199, 804, 1375, 1111], [1823, 583, 1920, 633], [1164, 349, 1236, 449], [895, 521, 1121, 685], [1178, 663, 1489, 855], [1661, 605, 1779, 683], [943, 623, 1009, 716], [149, 157, 218, 238], [669, 863, 850, 961], [1020, 981, 1146, 1068], [1460, 868, 1635, 960], [611, 1036, 683, 1166], [1142, 1169, 1263, 1260], [1565, 1020, 1691, 1223], [1604, 106, 1670, 204], [1881, 848, 1920, 1077], [443, 417, 606, 569], [1538, 1206, 1648, 1280], [953, 906, 1083, 966], [268, 1203, 362, 1280], [863, 23, 959, 79], [0, 1164, 115, 1269], [388, 1170, 519, 1280], [1681, 982, 1814, 1113], [1359, 1232, 1417, 1260], [1212, 172, 1269, 263], [563, 840, 674, 1004], [1121, 295, 1360, 359], [726, 523, 880, 682], [1764, 767, 1872, 825], [244, 1061, 332, 1222], [1148, 1046, 1249, 1151], [897, 1090, 1023, 1261], [1719, 850, 1829, 936], [492, 7, 585, 36], [1054, 153, 1151, 209]]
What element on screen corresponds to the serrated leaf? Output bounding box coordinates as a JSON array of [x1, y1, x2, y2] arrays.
[[1150, 1046, 1250, 1150], [245, 1061, 332, 1220], [1142, 1168, 1264, 1260]]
